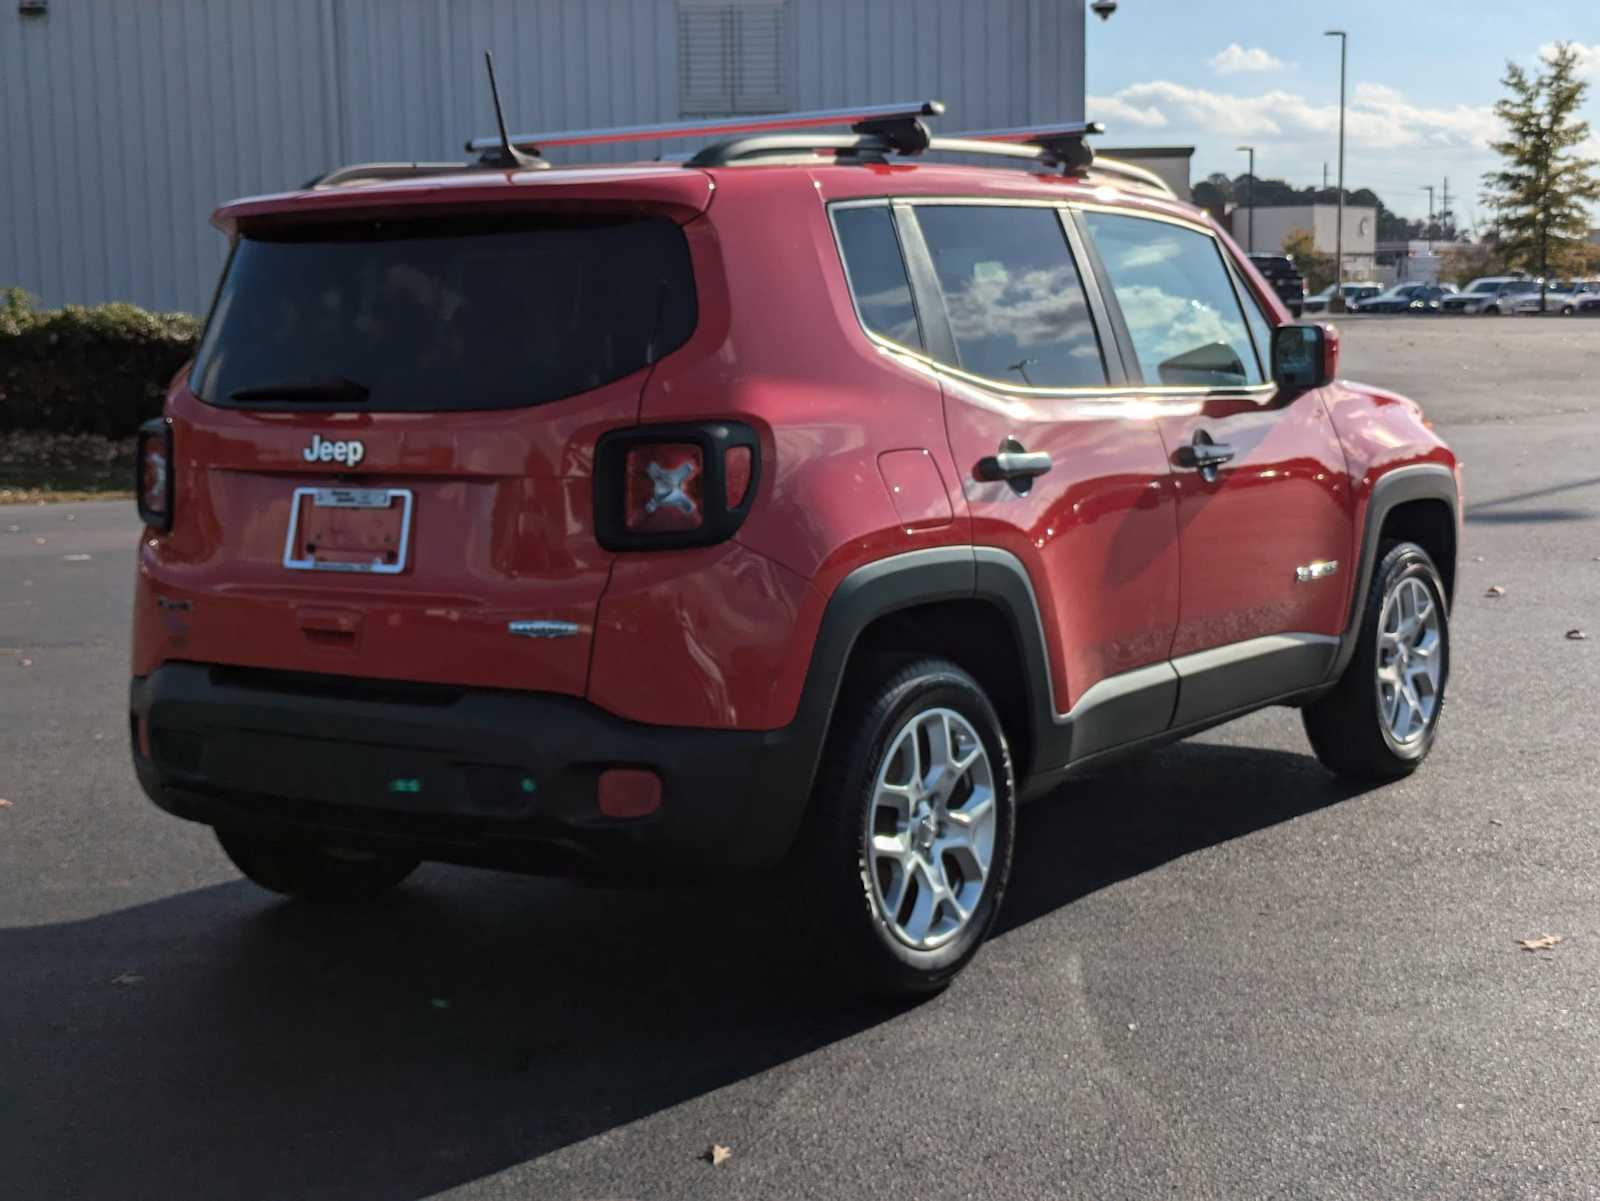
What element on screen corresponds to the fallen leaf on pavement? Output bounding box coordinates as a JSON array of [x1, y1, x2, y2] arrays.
[[0, 799, 11, 808], [33, 536, 46, 546], [1518, 935, 1563, 952], [1484, 585, 1506, 597], [19, 658, 32, 668], [1566, 629, 1588, 641], [705, 1144, 732, 1166], [1489, 818, 1503, 826], [111, 971, 144, 985]]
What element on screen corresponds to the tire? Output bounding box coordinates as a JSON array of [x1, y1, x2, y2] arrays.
[[1483, 305, 1501, 315], [216, 829, 419, 902], [802, 658, 1016, 998], [1303, 541, 1450, 782], [1563, 305, 1575, 315]]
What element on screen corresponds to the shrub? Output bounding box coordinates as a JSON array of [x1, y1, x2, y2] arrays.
[[0, 290, 201, 437]]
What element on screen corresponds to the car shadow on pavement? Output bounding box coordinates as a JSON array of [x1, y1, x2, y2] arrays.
[[4, 741, 1368, 1201]]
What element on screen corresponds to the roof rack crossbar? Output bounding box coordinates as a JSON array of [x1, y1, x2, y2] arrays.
[[466, 100, 943, 158]]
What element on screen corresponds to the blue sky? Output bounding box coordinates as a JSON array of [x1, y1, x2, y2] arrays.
[[1085, 0, 1600, 225]]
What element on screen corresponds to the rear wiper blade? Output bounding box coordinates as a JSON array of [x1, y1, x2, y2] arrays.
[[229, 377, 371, 404]]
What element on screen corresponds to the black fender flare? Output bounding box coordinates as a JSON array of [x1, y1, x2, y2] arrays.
[[1323, 462, 1458, 684]]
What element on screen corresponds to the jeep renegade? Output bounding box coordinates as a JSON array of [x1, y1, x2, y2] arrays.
[[130, 104, 1459, 996]]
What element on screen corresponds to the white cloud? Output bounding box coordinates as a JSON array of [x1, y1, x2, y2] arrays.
[[1086, 93, 1168, 129], [1208, 44, 1287, 75], [1539, 41, 1600, 79], [1091, 79, 1498, 152]]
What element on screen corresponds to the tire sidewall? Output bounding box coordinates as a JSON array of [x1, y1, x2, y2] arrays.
[[837, 665, 1016, 985], [1364, 545, 1451, 763]]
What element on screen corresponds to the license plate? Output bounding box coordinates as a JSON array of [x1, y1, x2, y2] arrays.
[[283, 487, 413, 574]]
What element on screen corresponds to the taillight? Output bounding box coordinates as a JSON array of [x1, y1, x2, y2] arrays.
[[135, 417, 174, 532], [623, 443, 704, 533], [595, 422, 760, 551]]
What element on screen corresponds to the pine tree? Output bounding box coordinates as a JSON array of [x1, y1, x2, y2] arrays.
[[1482, 43, 1600, 285]]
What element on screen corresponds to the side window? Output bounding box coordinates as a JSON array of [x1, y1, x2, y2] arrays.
[[832, 206, 924, 351], [1083, 211, 1265, 388], [1230, 260, 1276, 380], [913, 205, 1107, 388]]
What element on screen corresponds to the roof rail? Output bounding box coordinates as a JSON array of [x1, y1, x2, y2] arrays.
[[306, 162, 475, 189], [933, 123, 1176, 197], [466, 101, 944, 163]]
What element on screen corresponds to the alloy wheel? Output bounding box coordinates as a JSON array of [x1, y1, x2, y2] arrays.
[[863, 707, 997, 951], [1375, 575, 1443, 745]]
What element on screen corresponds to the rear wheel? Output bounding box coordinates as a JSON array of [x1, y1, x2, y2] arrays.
[[803, 658, 1016, 998], [1303, 541, 1449, 781], [216, 829, 419, 902]]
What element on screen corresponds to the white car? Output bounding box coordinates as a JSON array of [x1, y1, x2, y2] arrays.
[[1515, 279, 1600, 314], [1439, 276, 1541, 315]]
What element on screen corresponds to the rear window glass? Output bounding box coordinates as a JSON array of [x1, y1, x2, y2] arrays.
[[191, 215, 696, 412], [832, 206, 924, 350], [914, 205, 1107, 388]]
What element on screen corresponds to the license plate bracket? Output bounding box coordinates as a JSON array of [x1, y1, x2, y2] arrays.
[[283, 487, 413, 574]]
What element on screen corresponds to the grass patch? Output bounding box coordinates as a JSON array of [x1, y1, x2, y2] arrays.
[[0, 432, 133, 504]]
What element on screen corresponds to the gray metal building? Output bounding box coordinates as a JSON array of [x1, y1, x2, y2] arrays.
[[2, 0, 1088, 313]]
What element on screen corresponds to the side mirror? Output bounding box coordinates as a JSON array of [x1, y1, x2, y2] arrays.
[[1271, 322, 1338, 391]]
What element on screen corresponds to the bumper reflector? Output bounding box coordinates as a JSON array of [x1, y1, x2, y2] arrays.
[[597, 768, 662, 818]]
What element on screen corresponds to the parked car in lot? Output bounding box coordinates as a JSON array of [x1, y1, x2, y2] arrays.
[[1439, 276, 1540, 314], [1574, 291, 1600, 315], [129, 102, 1460, 996], [1303, 282, 1382, 313], [1508, 279, 1600, 314], [1350, 282, 1457, 314], [1248, 253, 1306, 316]]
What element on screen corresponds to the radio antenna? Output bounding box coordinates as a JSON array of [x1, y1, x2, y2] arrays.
[[477, 51, 542, 169]]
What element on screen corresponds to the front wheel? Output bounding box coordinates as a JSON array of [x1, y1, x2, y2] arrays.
[[217, 829, 419, 902], [1303, 542, 1450, 781], [803, 658, 1016, 998]]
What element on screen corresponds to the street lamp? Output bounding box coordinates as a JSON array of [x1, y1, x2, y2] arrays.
[[1325, 29, 1348, 312], [1238, 145, 1255, 252], [1422, 184, 1435, 253]]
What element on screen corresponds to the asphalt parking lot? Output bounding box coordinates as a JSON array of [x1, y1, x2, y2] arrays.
[[2, 316, 1598, 1200]]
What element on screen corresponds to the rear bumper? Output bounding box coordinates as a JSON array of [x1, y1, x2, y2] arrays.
[[130, 662, 817, 878]]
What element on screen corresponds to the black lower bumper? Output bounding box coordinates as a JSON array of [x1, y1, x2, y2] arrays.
[[130, 663, 819, 877]]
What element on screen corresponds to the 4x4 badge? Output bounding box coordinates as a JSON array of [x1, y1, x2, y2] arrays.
[[303, 433, 365, 466]]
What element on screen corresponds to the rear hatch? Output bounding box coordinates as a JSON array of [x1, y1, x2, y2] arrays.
[[156, 170, 709, 696]]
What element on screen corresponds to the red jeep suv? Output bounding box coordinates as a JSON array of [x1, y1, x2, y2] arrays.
[[131, 103, 1459, 995]]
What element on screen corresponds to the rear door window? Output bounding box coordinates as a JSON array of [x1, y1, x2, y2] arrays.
[[831, 206, 924, 351], [1083, 211, 1264, 388], [191, 215, 696, 412], [913, 205, 1107, 389]]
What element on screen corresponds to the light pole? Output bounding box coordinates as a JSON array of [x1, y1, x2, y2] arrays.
[[1238, 145, 1255, 252], [1325, 29, 1348, 312], [1422, 184, 1435, 257]]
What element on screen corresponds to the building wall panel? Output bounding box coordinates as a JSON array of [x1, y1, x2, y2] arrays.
[[1, 0, 1083, 312]]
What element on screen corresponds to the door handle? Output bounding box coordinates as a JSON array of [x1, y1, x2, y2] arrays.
[[1173, 433, 1234, 482], [1174, 441, 1235, 469], [976, 438, 1052, 497], [976, 450, 1054, 482]]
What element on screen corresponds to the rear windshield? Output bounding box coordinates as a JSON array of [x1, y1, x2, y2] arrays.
[[191, 215, 696, 412]]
